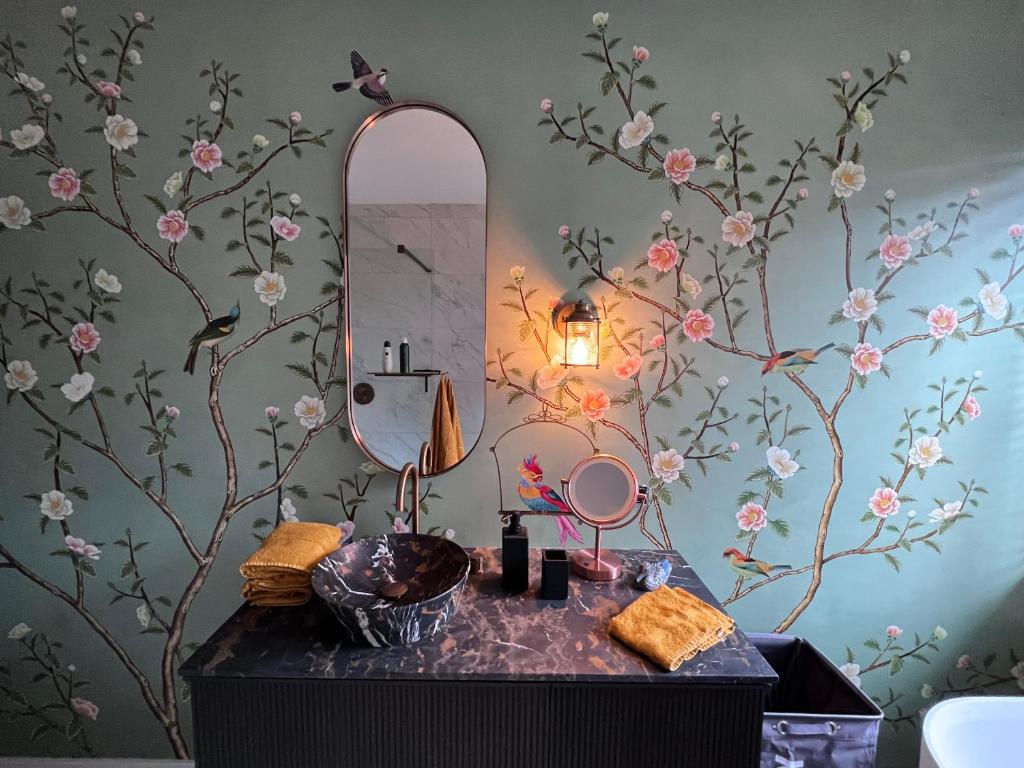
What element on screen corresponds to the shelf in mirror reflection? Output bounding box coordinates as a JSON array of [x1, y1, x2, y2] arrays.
[[369, 370, 441, 392]]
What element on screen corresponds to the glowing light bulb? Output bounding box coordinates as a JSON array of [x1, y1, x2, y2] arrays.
[[567, 335, 592, 365]]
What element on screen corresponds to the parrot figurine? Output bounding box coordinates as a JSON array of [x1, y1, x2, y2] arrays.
[[761, 343, 835, 376], [183, 302, 240, 375], [636, 558, 673, 591], [722, 547, 791, 579], [516, 454, 584, 546]]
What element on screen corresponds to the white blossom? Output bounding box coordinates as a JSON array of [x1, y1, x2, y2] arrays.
[[93, 269, 122, 294], [928, 502, 962, 523], [842, 287, 878, 323], [7, 623, 31, 640], [294, 395, 326, 429], [288, 193, 302, 207], [209, 100, 222, 113], [618, 111, 654, 149], [0, 196, 32, 229], [253, 271, 287, 306], [831, 160, 866, 198], [908, 435, 942, 468], [61, 371, 94, 403], [61, 6, 77, 20], [163, 170, 184, 199], [10, 123, 45, 150], [280, 498, 299, 523], [978, 282, 1008, 320], [838, 662, 861, 688], [103, 114, 139, 151], [126, 49, 142, 65], [4, 360, 38, 392], [40, 490, 73, 521], [767, 445, 799, 479], [651, 448, 686, 483], [252, 134, 269, 149], [853, 102, 873, 132], [136, 604, 151, 628]]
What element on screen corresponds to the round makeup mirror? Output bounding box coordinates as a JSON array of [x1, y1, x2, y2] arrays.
[[562, 454, 647, 581]]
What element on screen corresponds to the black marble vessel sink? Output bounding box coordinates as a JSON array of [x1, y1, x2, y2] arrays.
[[312, 533, 470, 647]]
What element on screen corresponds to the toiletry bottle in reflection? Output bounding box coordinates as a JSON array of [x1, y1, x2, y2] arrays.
[[399, 337, 410, 373], [382, 340, 393, 373]]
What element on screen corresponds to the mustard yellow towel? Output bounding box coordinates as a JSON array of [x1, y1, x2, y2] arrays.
[[429, 374, 465, 473], [239, 522, 341, 581], [240, 580, 312, 607], [608, 585, 736, 671]]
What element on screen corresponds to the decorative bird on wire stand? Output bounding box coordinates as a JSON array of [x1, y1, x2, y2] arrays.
[[332, 50, 393, 106], [516, 454, 584, 547], [183, 302, 240, 375], [723, 548, 791, 579], [761, 343, 835, 376]]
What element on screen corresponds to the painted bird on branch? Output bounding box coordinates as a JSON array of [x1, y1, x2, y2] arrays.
[[761, 343, 835, 376], [722, 548, 791, 579], [516, 454, 584, 547], [183, 302, 240, 375], [332, 50, 393, 106]]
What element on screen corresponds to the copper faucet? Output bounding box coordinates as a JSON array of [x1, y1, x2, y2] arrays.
[[395, 462, 420, 534]]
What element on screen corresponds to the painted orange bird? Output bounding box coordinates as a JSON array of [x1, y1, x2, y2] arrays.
[[761, 343, 835, 376], [722, 548, 791, 579]]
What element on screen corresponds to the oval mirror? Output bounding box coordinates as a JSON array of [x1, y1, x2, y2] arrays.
[[344, 103, 486, 476]]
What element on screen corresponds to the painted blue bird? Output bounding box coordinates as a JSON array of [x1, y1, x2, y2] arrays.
[[183, 302, 240, 375], [516, 454, 583, 546]]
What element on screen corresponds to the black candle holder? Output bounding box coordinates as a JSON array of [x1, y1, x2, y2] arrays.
[[540, 548, 570, 600]]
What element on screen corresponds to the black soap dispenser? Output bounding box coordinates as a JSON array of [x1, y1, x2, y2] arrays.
[[399, 337, 411, 373], [501, 513, 529, 593]]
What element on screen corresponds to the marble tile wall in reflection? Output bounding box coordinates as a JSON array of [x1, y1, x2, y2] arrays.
[[348, 204, 486, 470]]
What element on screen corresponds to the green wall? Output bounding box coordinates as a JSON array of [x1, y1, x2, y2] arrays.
[[1, 1, 1022, 763]]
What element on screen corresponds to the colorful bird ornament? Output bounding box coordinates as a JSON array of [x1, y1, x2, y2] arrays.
[[516, 454, 584, 547], [761, 343, 835, 376], [183, 302, 240, 375], [332, 50, 393, 105], [722, 547, 791, 579]]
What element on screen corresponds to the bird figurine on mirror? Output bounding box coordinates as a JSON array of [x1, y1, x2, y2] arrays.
[[516, 454, 584, 547], [761, 343, 835, 376], [332, 50, 393, 105], [183, 302, 240, 375], [722, 547, 791, 579]]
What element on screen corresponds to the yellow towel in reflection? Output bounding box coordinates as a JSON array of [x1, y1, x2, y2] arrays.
[[429, 374, 465, 473], [239, 522, 341, 606], [608, 585, 736, 672]]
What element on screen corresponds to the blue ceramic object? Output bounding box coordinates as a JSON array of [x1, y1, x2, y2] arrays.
[[636, 558, 672, 591]]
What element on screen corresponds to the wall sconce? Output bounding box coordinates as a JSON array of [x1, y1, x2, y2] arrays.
[[552, 299, 601, 368]]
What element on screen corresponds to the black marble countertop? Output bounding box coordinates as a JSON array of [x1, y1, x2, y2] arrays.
[[181, 548, 777, 685]]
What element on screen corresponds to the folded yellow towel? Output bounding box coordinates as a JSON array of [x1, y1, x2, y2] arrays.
[[239, 522, 341, 606], [429, 374, 465, 473], [608, 585, 736, 672]]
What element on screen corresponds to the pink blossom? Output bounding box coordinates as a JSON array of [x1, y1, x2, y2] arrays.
[[540, 98, 553, 113], [647, 238, 679, 273], [879, 234, 912, 269], [393, 517, 410, 534], [962, 395, 980, 421], [190, 139, 223, 173], [868, 487, 900, 518], [69, 322, 101, 354], [650, 334, 666, 349], [65, 535, 101, 560], [547, 295, 562, 311], [711, 111, 722, 124], [265, 405, 279, 420], [968, 187, 980, 199], [663, 148, 696, 184], [632, 45, 650, 63], [70, 697, 99, 720], [956, 654, 972, 670], [48, 167, 81, 201], [927, 304, 958, 338], [886, 625, 903, 639], [612, 354, 643, 380], [165, 406, 180, 419], [271, 215, 301, 242], [850, 342, 883, 376], [1008, 224, 1024, 239], [580, 389, 611, 422], [558, 225, 570, 239], [289, 111, 302, 125], [95, 81, 121, 99], [133, 11, 146, 23], [721, 211, 756, 247], [736, 502, 767, 532], [729, 442, 740, 452], [798, 188, 809, 199], [841, 70, 852, 81], [157, 210, 189, 242], [682, 309, 714, 343]]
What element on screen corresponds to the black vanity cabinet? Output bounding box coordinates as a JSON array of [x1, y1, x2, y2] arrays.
[[181, 549, 777, 768]]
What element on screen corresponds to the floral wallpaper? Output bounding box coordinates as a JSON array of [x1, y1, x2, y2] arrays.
[[1, 1, 1022, 764]]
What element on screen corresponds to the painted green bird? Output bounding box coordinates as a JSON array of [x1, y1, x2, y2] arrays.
[[183, 302, 240, 375], [722, 548, 790, 579], [761, 343, 835, 376]]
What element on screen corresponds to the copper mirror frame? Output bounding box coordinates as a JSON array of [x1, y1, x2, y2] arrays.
[[342, 101, 488, 477]]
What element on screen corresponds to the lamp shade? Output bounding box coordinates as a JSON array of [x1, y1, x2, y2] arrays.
[[562, 301, 600, 368]]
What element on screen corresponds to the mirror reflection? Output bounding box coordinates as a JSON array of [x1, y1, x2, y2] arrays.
[[344, 104, 486, 475]]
